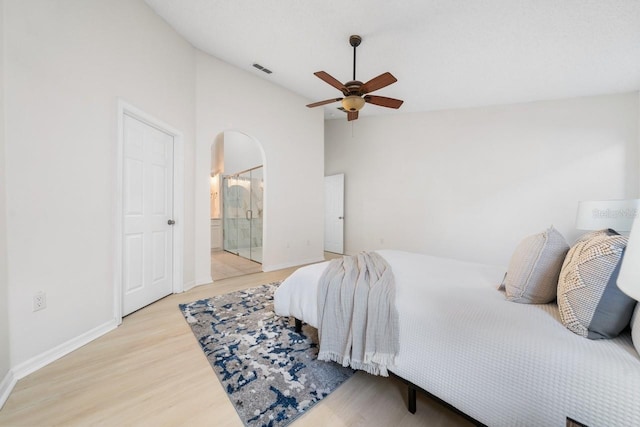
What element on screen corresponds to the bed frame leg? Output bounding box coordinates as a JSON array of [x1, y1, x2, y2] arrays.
[[294, 318, 302, 333], [408, 385, 417, 414]]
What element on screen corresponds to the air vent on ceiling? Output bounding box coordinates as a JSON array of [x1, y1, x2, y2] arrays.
[[252, 63, 272, 74]]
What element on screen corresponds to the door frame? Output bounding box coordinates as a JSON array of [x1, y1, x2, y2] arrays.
[[114, 99, 184, 324]]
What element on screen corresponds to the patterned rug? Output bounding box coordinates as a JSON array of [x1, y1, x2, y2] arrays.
[[179, 283, 355, 427]]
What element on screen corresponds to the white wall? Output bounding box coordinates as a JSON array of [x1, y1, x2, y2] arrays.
[[195, 51, 325, 279], [325, 92, 639, 267], [4, 0, 196, 367], [0, 0, 11, 399]]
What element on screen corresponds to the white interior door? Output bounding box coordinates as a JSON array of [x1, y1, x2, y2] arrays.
[[324, 174, 344, 254], [122, 114, 174, 315]]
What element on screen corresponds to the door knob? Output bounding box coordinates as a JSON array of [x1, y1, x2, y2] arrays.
[[339, 216, 344, 219], [168, 219, 176, 225]]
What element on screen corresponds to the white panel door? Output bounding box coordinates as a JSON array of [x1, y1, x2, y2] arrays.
[[123, 114, 174, 315], [324, 174, 344, 254]]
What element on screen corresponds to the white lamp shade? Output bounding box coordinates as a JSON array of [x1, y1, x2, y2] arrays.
[[618, 213, 640, 300], [576, 199, 640, 232]]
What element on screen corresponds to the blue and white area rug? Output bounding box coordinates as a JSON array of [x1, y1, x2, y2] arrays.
[[179, 283, 355, 427]]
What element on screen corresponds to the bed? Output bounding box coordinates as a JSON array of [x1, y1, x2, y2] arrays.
[[274, 250, 640, 427]]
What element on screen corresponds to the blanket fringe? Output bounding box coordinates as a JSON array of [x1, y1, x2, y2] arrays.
[[318, 351, 390, 377], [318, 351, 351, 368], [365, 352, 396, 367]]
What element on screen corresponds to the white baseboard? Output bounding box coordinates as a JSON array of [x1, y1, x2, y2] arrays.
[[0, 369, 16, 410], [12, 318, 119, 381], [193, 276, 213, 289], [182, 280, 196, 292], [263, 257, 325, 272]]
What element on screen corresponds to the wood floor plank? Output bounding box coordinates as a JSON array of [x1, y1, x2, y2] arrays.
[[0, 264, 471, 426]]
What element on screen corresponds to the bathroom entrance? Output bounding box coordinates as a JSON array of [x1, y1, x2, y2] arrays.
[[210, 131, 264, 281]]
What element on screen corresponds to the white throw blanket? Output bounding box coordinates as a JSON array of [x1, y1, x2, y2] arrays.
[[316, 252, 399, 376]]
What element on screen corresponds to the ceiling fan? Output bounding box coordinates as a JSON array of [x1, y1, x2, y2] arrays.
[[306, 35, 404, 121]]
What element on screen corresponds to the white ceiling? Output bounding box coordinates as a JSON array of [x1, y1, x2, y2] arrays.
[[145, 0, 640, 120]]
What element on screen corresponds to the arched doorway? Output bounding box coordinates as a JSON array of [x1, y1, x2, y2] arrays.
[[210, 131, 265, 280]]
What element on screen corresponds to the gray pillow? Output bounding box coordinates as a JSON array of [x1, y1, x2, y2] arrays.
[[503, 226, 569, 304], [557, 229, 635, 339]]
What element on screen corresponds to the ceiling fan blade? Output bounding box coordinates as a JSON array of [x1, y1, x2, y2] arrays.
[[306, 98, 343, 108], [314, 71, 348, 95], [360, 72, 397, 94], [364, 95, 404, 109], [347, 111, 359, 121]]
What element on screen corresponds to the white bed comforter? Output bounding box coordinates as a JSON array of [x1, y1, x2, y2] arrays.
[[274, 250, 640, 427]]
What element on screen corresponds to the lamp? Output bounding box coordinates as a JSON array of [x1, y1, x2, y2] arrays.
[[341, 95, 365, 112], [575, 199, 640, 232], [618, 211, 640, 300]]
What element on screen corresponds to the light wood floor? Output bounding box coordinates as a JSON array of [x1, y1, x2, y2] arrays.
[[211, 249, 262, 281], [0, 262, 472, 427]]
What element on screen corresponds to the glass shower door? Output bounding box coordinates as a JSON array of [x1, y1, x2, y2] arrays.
[[236, 170, 252, 261], [222, 166, 263, 264], [222, 176, 240, 255], [249, 168, 263, 263]]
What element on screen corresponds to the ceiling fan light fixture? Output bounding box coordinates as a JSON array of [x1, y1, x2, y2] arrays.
[[342, 95, 365, 112]]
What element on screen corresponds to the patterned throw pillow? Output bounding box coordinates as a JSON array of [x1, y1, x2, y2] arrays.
[[502, 226, 569, 304], [557, 229, 635, 339]]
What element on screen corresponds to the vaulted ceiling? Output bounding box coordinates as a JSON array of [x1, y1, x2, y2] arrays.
[[145, 0, 640, 120]]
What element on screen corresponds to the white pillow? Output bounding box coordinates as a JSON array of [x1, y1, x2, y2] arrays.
[[502, 226, 569, 304]]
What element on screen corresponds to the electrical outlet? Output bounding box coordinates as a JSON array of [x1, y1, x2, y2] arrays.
[[33, 291, 46, 312]]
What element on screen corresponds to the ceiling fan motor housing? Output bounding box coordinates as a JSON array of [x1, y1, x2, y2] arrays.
[[345, 81, 364, 95]]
